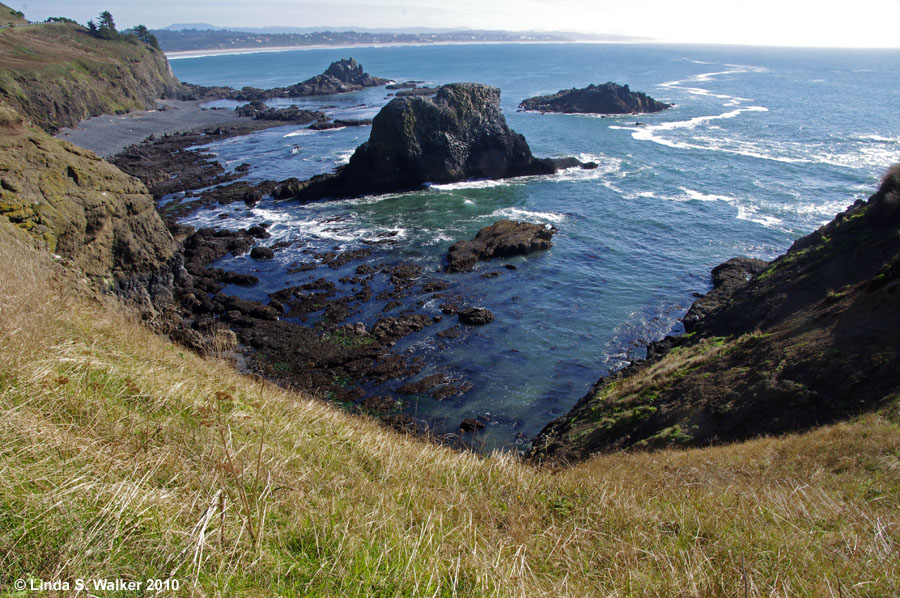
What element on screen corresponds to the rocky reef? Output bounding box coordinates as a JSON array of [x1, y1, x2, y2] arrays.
[[520, 82, 671, 114], [282, 83, 594, 201], [234, 102, 328, 124], [185, 58, 389, 102], [446, 219, 557, 272], [530, 166, 900, 463]]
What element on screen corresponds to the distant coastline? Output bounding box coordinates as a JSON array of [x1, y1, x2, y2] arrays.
[[164, 39, 646, 60]]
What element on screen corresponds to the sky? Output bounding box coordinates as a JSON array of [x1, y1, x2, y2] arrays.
[[9, 0, 900, 48]]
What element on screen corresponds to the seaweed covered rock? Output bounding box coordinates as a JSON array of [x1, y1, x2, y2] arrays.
[[288, 83, 592, 201], [520, 82, 671, 114], [446, 219, 557, 272], [0, 103, 177, 306]]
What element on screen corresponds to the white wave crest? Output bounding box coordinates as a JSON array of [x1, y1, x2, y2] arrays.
[[737, 205, 783, 229], [284, 129, 316, 138], [854, 134, 900, 143], [488, 207, 566, 224], [429, 179, 513, 191], [678, 187, 738, 202]]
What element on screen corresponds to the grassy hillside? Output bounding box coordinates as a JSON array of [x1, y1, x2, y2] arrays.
[[1, 216, 898, 596], [0, 3, 25, 26], [0, 20, 181, 131], [532, 169, 900, 462]]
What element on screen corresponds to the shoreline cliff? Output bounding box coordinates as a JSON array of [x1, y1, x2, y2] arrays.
[[530, 168, 900, 462]]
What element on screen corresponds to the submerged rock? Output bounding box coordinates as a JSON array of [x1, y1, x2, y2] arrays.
[[520, 82, 671, 114], [286, 83, 593, 201], [458, 307, 494, 326], [459, 418, 486, 432], [447, 219, 557, 272]]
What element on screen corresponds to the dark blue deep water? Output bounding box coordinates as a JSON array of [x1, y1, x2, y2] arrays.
[[170, 43, 900, 450]]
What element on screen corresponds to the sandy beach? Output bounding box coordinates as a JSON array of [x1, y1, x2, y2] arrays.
[[55, 100, 244, 158], [162, 39, 615, 60]]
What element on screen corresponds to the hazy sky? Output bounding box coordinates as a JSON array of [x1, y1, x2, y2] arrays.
[[11, 0, 900, 47]]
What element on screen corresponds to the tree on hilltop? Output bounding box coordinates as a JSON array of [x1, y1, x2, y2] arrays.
[[99, 11, 116, 32], [131, 24, 160, 49], [88, 10, 120, 40]]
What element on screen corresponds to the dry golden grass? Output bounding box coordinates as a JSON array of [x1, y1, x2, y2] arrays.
[[0, 229, 898, 596]]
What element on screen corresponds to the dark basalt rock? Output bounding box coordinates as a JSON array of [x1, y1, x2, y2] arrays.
[[459, 418, 486, 432], [371, 314, 432, 342], [250, 246, 275, 260], [306, 119, 372, 131], [246, 225, 271, 239], [396, 373, 451, 395], [458, 307, 494, 326], [386, 82, 418, 90], [682, 257, 768, 332], [308, 121, 344, 131], [335, 119, 373, 127], [227, 58, 390, 101], [432, 382, 473, 400], [423, 280, 449, 293], [447, 219, 557, 272], [221, 272, 259, 286], [285, 83, 594, 202], [520, 82, 671, 114], [236, 102, 327, 124]]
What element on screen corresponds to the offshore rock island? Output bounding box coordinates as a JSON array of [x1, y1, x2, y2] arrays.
[[280, 83, 595, 201], [184, 57, 389, 101], [520, 82, 671, 114]]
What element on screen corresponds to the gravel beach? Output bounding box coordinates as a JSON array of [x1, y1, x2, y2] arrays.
[[55, 100, 245, 157]]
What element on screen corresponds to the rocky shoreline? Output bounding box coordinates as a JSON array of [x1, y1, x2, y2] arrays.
[[108, 93, 578, 443], [42, 48, 899, 460]]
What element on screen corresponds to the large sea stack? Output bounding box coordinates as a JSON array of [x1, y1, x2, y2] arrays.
[[284, 83, 592, 201], [520, 82, 671, 114]]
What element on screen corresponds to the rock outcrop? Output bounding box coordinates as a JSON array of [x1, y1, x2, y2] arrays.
[[446, 219, 557, 272], [520, 82, 670, 114], [188, 58, 389, 102], [0, 102, 178, 308], [284, 83, 593, 201], [235, 102, 327, 124], [530, 166, 900, 463]]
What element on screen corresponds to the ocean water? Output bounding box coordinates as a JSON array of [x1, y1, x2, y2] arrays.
[[170, 43, 900, 450]]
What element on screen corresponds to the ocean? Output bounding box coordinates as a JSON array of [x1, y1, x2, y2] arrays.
[[169, 42, 900, 450]]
